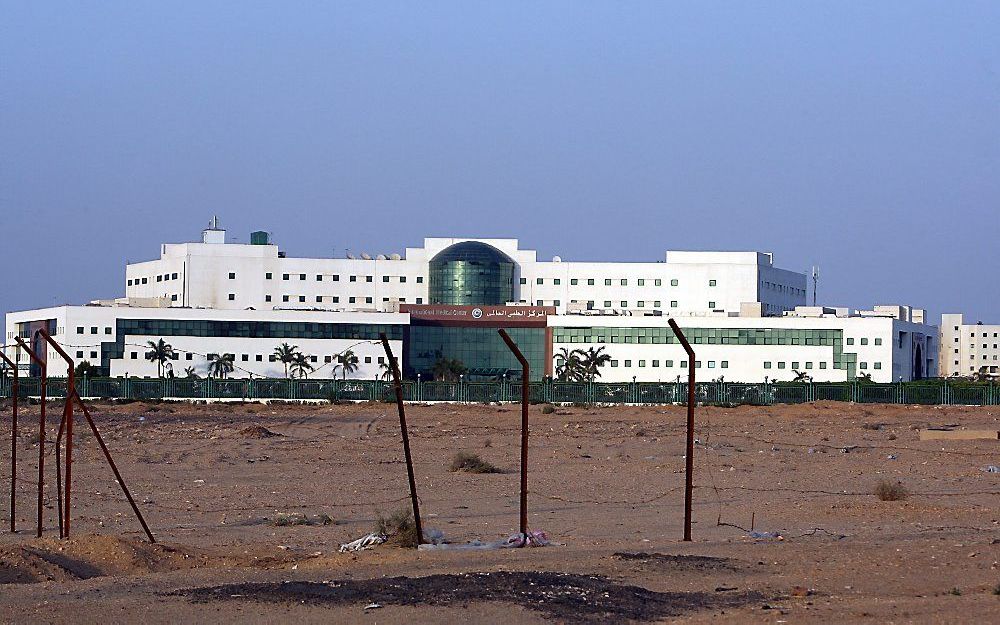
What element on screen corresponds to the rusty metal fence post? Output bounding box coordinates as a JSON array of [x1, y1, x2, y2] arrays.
[[14, 337, 46, 538], [379, 333, 423, 545], [1, 350, 18, 533], [498, 329, 530, 536], [668, 318, 696, 542]]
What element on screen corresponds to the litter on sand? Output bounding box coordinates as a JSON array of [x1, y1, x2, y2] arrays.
[[417, 530, 552, 551], [339, 532, 387, 553], [747, 531, 783, 540], [985, 465, 999, 473]]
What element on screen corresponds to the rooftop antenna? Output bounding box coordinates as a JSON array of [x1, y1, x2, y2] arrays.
[[811, 266, 819, 306]]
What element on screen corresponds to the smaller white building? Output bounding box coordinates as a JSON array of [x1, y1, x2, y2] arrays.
[[550, 304, 936, 383], [4, 304, 406, 380], [939, 313, 1000, 377]]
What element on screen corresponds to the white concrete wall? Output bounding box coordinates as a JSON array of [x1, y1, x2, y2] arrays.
[[5, 306, 406, 379], [123, 235, 806, 316], [939, 313, 1000, 377]]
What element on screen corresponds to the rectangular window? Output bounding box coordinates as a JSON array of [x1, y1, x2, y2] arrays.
[[570, 278, 578, 285], [241, 354, 249, 362], [228, 272, 235, 279], [171, 273, 178, 280], [764, 361, 772, 369], [860, 362, 868, 370], [536, 300, 543, 306], [620, 301, 627, 308], [536, 278, 543, 284], [416, 276, 423, 283], [76, 350, 83, 358], [587, 279, 595, 285], [282, 273, 289, 280], [156, 275, 162, 282], [652, 360, 659, 367], [416, 298, 423, 304], [553, 300, 560, 306], [778, 362, 786, 369], [127, 279, 132, 286], [670, 279, 678, 286], [400, 276, 407, 283], [266, 272, 273, 280], [141, 278, 147, 284], [332, 296, 340, 303], [861, 338, 869, 345], [874, 362, 882, 370], [332, 274, 340, 281], [383, 276, 390, 282], [228, 293, 235, 301], [654, 279, 661, 286], [299, 273, 306, 280], [709, 279, 717, 286], [365, 297, 373, 304], [77, 326, 84, 334], [819, 362, 827, 369], [349, 296, 356, 303], [681, 360, 688, 368], [638, 360, 646, 367], [520, 278, 527, 285], [350, 275, 357, 282], [366, 276, 373, 283], [265, 295, 272, 302], [721, 361, 728, 368], [130, 352, 137, 359], [791, 361, 799, 369], [90, 327, 98, 334], [637, 301, 645, 307], [298, 295, 306, 302], [317, 274, 323, 281], [666, 360, 673, 367], [620, 279, 627, 286], [670, 301, 678, 308], [805, 362, 813, 369], [847, 338, 854, 345], [624, 360, 632, 367], [604, 301, 612, 308], [605, 279, 612, 286], [554, 278, 561, 285], [637, 279, 644, 286], [282, 295, 290, 302], [89, 351, 97, 359], [316, 296, 323, 303], [874, 338, 882, 345], [611, 360, 619, 367], [709, 301, 716, 309], [653, 301, 661, 307]]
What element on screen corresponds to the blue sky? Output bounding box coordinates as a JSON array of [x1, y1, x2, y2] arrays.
[[1, 1, 997, 322]]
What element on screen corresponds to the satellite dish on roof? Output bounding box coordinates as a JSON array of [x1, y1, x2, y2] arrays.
[[376, 254, 387, 260], [389, 253, 402, 261], [361, 253, 372, 260], [552, 256, 562, 262], [346, 253, 356, 259]]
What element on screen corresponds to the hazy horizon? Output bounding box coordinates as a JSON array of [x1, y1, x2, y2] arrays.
[[2, 2, 998, 323]]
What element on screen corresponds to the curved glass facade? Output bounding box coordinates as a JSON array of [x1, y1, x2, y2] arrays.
[[428, 241, 515, 305]]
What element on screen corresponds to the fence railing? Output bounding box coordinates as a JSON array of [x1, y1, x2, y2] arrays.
[[0, 377, 997, 406]]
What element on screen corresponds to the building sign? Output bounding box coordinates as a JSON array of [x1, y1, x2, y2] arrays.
[[400, 304, 554, 327]]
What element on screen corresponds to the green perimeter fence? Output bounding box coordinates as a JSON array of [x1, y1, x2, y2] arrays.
[[0, 377, 997, 406]]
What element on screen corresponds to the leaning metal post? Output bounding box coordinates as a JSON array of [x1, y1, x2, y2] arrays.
[[497, 328, 530, 536], [379, 333, 423, 546], [668, 318, 696, 542], [37, 329, 74, 538], [0, 350, 18, 533], [14, 336, 46, 538]]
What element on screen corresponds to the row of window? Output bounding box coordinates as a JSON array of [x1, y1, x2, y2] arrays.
[[124, 350, 385, 365], [846, 337, 882, 346], [262, 272, 424, 284], [554, 327, 844, 346], [256, 295, 427, 305], [523, 277, 693, 287], [607, 359, 729, 369], [761, 281, 806, 296], [128, 272, 179, 287], [77, 326, 113, 335]]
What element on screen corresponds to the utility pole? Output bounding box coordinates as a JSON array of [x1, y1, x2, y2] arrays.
[[811, 266, 819, 306]]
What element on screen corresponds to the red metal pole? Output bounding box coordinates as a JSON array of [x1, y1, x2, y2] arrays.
[[37, 329, 74, 538], [1, 351, 18, 533], [668, 318, 696, 542], [15, 337, 46, 538], [498, 329, 530, 536], [379, 333, 422, 546]]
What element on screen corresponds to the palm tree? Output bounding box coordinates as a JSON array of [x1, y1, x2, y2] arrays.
[[208, 353, 235, 379], [579, 346, 611, 381], [183, 366, 200, 379], [272, 343, 300, 378], [74, 360, 100, 378], [431, 357, 466, 382], [555, 347, 585, 382], [378, 360, 393, 381], [339, 350, 360, 380], [792, 370, 812, 383], [145, 339, 176, 378], [290, 352, 315, 379]]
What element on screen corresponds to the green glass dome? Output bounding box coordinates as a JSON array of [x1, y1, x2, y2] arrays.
[[428, 241, 515, 305]]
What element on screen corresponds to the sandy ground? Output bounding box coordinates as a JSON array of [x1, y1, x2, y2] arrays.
[[0, 398, 998, 623]]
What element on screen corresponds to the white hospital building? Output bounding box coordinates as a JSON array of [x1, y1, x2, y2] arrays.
[[4, 221, 937, 383], [939, 313, 1000, 377]]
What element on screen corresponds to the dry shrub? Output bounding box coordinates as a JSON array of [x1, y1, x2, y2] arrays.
[[375, 508, 418, 548], [449, 451, 503, 474], [874, 480, 909, 501], [541, 404, 556, 414]]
